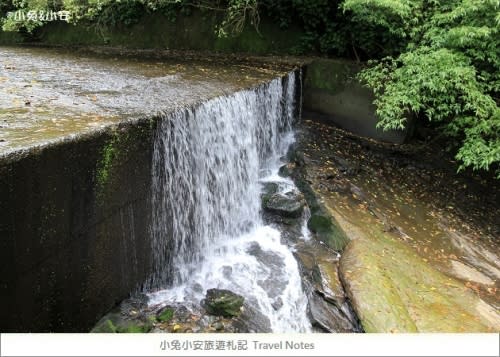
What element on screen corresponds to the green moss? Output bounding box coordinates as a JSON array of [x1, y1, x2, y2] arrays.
[[308, 214, 349, 251], [91, 319, 117, 333], [261, 194, 271, 207], [286, 145, 350, 250], [94, 128, 127, 206], [157, 308, 174, 322], [293, 175, 321, 213], [96, 134, 119, 190], [204, 289, 244, 318], [116, 323, 152, 333], [92, 315, 153, 333]]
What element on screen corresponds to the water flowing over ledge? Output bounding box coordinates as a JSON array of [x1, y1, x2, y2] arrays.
[[146, 71, 311, 332], [0, 46, 307, 332]]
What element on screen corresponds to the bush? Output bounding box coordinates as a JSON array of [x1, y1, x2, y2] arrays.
[[344, 0, 500, 176]]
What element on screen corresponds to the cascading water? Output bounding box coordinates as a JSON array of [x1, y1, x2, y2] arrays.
[[147, 71, 311, 332]]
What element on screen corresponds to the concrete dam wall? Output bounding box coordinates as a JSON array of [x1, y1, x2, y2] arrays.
[[0, 46, 300, 331]]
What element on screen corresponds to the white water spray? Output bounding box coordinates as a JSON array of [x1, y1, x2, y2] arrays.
[[147, 72, 311, 332]]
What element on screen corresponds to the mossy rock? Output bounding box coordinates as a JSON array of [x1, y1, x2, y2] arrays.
[[157, 307, 174, 322], [203, 289, 244, 318], [261, 182, 279, 207], [116, 323, 152, 333], [91, 314, 153, 333], [340, 235, 500, 332], [92, 319, 119, 333], [308, 214, 349, 251]]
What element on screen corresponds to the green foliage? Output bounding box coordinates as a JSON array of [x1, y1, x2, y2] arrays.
[[345, 0, 500, 176], [216, 0, 259, 37], [2, 0, 50, 32]]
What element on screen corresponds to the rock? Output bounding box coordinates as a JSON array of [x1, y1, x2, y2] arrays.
[[292, 238, 362, 332], [272, 297, 283, 311], [192, 283, 204, 293], [263, 191, 305, 218], [213, 321, 224, 331], [202, 289, 244, 318], [307, 214, 349, 250], [330, 155, 360, 176], [156, 307, 174, 322], [340, 236, 500, 332], [450, 260, 495, 286], [261, 182, 279, 196], [232, 302, 272, 333], [328, 178, 351, 193], [91, 312, 153, 333], [308, 292, 358, 332], [222, 266, 233, 279], [278, 163, 295, 177], [246, 242, 287, 299], [349, 184, 367, 201], [313, 259, 346, 307]]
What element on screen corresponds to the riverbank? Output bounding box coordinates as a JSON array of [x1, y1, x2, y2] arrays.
[[295, 116, 500, 332]]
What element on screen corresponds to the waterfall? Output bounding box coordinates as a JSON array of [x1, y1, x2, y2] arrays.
[[147, 71, 311, 332]]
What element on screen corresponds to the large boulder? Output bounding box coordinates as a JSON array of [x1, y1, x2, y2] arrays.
[[202, 289, 244, 318]]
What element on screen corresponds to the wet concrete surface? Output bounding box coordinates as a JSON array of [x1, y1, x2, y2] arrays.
[[0, 46, 289, 155]]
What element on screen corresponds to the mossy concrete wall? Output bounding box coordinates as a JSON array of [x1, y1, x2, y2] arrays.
[[3, 11, 304, 55], [0, 30, 23, 45], [303, 59, 412, 143], [0, 119, 154, 332]]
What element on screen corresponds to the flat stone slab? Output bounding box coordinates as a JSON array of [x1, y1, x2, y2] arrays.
[[0, 46, 288, 156], [339, 234, 500, 332]]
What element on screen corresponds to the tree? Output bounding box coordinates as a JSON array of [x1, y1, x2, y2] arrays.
[[343, 0, 500, 177]]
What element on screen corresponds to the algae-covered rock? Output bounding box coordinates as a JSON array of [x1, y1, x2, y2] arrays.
[[203, 289, 244, 318], [340, 236, 500, 332], [91, 313, 154, 333], [156, 307, 174, 322], [308, 214, 349, 251], [92, 319, 119, 333]]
